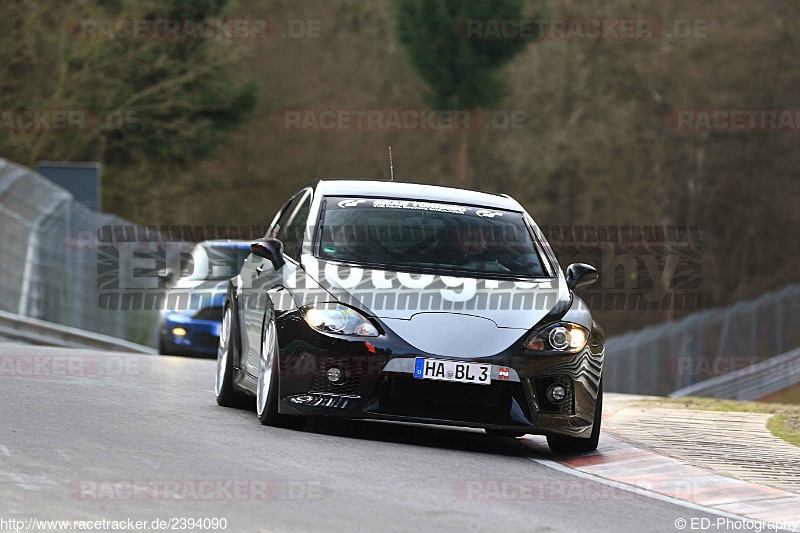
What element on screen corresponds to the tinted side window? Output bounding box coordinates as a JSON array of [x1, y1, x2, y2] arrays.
[[269, 195, 301, 239], [277, 194, 312, 259]]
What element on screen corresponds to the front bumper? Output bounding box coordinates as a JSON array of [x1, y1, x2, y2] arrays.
[[273, 310, 604, 438], [161, 313, 221, 356]]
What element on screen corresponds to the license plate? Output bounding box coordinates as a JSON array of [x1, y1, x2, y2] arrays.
[[414, 358, 491, 385]]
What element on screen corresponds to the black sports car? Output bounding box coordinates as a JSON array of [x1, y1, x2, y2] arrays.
[[215, 180, 604, 454]]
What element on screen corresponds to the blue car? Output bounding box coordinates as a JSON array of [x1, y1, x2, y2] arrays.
[[159, 240, 251, 357]]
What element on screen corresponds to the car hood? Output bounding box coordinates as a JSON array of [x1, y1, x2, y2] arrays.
[[299, 257, 570, 357], [169, 278, 228, 291], [165, 279, 227, 312]]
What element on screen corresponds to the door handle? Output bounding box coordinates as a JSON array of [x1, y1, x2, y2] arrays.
[[256, 265, 264, 275]]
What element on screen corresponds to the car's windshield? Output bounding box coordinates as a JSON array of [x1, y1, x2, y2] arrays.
[[317, 197, 550, 278], [184, 244, 250, 281]]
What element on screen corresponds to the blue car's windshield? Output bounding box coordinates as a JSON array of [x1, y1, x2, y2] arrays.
[[317, 197, 550, 278], [184, 244, 250, 281]]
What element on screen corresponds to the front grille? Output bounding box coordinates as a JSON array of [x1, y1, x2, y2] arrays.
[[532, 375, 574, 414], [367, 374, 532, 426], [389, 377, 496, 409], [372, 376, 532, 425], [308, 358, 363, 396], [193, 306, 223, 321], [194, 333, 220, 350]]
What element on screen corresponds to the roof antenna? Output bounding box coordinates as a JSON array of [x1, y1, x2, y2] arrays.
[[388, 146, 395, 181]]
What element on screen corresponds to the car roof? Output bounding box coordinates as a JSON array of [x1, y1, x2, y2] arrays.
[[313, 180, 523, 211]]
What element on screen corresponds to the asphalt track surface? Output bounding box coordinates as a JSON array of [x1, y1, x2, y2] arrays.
[[0, 344, 751, 532]]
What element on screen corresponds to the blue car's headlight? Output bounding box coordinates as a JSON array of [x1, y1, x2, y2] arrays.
[[302, 304, 379, 336], [525, 322, 589, 353]]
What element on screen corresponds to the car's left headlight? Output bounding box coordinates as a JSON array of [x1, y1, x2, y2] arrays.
[[302, 304, 379, 336], [525, 322, 589, 353]]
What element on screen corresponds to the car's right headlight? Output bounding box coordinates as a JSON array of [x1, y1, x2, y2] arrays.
[[302, 304, 379, 336], [525, 322, 589, 353]]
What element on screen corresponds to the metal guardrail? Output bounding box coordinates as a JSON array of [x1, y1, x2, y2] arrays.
[[0, 158, 189, 347], [0, 309, 156, 354], [669, 346, 800, 401], [604, 283, 800, 395]]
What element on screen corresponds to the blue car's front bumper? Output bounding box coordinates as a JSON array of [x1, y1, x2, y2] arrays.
[[160, 312, 222, 356]]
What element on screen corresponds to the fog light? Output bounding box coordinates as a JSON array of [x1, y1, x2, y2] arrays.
[[326, 367, 342, 383], [172, 327, 186, 336], [548, 384, 567, 403]]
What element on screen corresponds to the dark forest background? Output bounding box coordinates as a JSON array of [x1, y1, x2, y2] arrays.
[[2, 0, 798, 335]]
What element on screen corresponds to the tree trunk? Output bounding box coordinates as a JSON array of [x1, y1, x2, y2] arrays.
[[456, 128, 468, 186]]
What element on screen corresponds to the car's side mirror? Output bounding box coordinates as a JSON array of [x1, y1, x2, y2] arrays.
[[250, 238, 285, 270], [565, 263, 598, 291], [158, 268, 176, 285]]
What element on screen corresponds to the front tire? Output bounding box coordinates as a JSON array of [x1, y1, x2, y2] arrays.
[[158, 334, 168, 355], [256, 310, 304, 428], [546, 379, 603, 455], [215, 305, 248, 407]]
